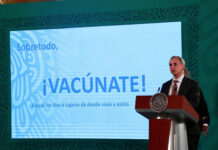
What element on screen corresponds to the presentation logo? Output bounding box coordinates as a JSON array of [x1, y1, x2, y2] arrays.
[[10, 31, 58, 138]]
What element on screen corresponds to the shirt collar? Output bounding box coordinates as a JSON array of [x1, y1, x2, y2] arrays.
[[173, 73, 184, 83]]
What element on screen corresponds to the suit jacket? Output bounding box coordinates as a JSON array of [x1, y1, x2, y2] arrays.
[[161, 76, 201, 135], [197, 90, 210, 128]]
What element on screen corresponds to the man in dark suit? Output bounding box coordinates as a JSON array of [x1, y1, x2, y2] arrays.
[[160, 56, 209, 150]]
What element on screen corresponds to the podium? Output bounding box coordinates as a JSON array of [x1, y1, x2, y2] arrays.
[[135, 95, 199, 150]]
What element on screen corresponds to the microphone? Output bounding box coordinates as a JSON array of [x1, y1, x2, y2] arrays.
[[157, 87, 161, 93]]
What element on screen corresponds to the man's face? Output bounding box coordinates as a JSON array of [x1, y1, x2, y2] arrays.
[[169, 57, 185, 78]]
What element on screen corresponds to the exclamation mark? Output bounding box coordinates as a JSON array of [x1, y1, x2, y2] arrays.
[[142, 75, 145, 92], [43, 80, 46, 96]]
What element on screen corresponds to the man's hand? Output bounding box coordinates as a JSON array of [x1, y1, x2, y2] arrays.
[[202, 124, 208, 136], [202, 116, 209, 136]]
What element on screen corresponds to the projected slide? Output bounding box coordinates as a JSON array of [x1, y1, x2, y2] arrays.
[[10, 22, 181, 139]]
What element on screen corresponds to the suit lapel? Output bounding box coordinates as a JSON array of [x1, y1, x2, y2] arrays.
[[165, 79, 172, 95], [178, 77, 187, 95]]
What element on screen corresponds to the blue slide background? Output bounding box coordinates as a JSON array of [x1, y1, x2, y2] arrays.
[[10, 22, 181, 139]]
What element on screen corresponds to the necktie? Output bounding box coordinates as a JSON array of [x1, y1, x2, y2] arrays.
[[171, 80, 178, 95]]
